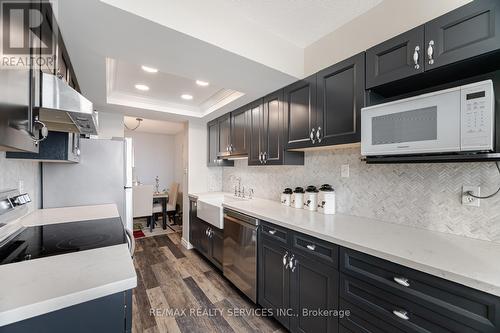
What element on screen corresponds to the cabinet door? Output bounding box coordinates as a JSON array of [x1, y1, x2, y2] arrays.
[[198, 222, 211, 258], [258, 235, 290, 329], [289, 253, 339, 333], [230, 107, 249, 155], [262, 90, 284, 165], [316, 53, 365, 146], [218, 114, 231, 156], [285, 75, 317, 149], [248, 101, 264, 166], [425, 0, 500, 71], [207, 120, 219, 166], [210, 227, 224, 270], [366, 26, 424, 88]]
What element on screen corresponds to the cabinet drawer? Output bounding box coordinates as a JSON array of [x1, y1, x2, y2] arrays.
[[260, 222, 289, 245], [292, 232, 338, 267], [340, 299, 405, 333], [341, 248, 500, 332]]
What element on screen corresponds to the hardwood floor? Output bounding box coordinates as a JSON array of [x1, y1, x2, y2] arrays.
[[132, 233, 286, 333]]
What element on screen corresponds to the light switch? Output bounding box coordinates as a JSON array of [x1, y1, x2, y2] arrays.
[[341, 164, 350, 178]]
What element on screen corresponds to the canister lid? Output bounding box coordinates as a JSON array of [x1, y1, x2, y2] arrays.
[[319, 184, 334, 192], [293, 187, 305, 193], [283, 188, 293, 194], [305, 185, 318, 193]]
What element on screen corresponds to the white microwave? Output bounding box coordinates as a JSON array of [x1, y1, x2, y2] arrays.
[[361, 80, 495, 156]]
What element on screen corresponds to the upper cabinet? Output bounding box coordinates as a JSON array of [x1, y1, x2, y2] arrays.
[[424, 0, 500, 70], [207, 119, 234, 167], [366, 26, 425, 89], [250, 91, 303, 166], [367, 0, 500, 89], [229, 107, 249, 156], [217, 114, 231, 157], [285, 53, 365, 149], [316, 53, 365, 146], [284, 75, 317, 150]]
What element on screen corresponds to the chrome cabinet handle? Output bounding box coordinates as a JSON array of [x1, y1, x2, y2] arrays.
[[393, 276, 410, 287], [268, 230, 277, 235], [393, 310, 410, 321], [413, 45, 420, 69], [205, 228, 209, 236], [289, 256, 297, 272], [263, 152, 267, 164], [316, 126, 321, 143], [283, 252, 289, 268], [306, 244, 316, 251], [427, 40, 434, 65], [310, 128, 316, 144]]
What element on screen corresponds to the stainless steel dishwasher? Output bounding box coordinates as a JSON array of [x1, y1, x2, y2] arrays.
[[223, 208, 259, 303]]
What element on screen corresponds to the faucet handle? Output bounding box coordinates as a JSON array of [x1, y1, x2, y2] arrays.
[[242, 186, 246, 198], [249, 188, 254, 199]]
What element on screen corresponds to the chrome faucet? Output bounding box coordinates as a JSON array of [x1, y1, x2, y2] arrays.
[[235, 177, 242, 197]]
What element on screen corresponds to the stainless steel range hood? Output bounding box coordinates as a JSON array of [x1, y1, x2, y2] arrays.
[[36, 73, 98, 135]]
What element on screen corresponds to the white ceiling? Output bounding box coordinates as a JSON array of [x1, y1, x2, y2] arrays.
[[107, 58, 244, 117], [124, 116, 185, 135], [56, 0, 382, 122]]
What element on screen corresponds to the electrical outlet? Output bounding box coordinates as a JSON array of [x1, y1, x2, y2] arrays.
[[341, 164, 350, 178], [462, 185, 480, 207]]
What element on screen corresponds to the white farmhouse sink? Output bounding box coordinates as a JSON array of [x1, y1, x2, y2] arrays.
[[197, 195, 246, 229]]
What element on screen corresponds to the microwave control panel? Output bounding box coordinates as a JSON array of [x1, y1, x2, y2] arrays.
[[461, 80, 494, 151]]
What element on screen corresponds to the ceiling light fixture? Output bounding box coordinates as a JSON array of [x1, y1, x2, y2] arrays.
[[125, 118, 143, 131], [135, 84, 150, 91], [181, 94, 193, 100], [196, 80, 209, 87], [141, 65, 158, 73]]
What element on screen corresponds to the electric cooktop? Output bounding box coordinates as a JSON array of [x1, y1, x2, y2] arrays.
[[0, 217, 126, 265]]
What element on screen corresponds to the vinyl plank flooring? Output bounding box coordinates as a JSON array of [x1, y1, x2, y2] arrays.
[[133, 233, 286, 333]]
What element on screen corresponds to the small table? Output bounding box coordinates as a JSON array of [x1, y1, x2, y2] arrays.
[[153, 192, 169, 230]]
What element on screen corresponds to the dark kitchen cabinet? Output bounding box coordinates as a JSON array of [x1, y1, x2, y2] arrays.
[[188, 199, 223, 270], [258, 222, 339, 333], [258, 233, 291, 329], [207, 119, 233, 167], [284, 75, 317, 150], [316, 53, 365, 146], [229, 107, 249, 156], [2, 290, 132, 333], [249, 91, 303, 166], [248, 100, 263, 165], [366, 26, 425, 89], [218, 114, 231, 157], [290, 253, 339, 333], [425, 0, 500, 71]]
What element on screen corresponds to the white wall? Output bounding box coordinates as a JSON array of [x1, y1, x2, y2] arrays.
[[125, 130, 176, 192], [182, 119, 222, 248], [96, 111, 124, 139], [304, 0, 472, 75]]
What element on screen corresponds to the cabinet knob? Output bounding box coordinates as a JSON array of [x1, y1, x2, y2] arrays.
[[392, 309, 410, 321], [393, 276, 410, 287], [283, 251, 289, 268], [263, 152, 267, 164], [413, 46, 420, 69], [316, 127, 321, 143], [427, 40, 434, 65]]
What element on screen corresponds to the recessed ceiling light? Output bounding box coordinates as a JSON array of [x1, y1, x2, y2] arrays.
[[181, 94, 193, 100], [196, 80, 209, 87], [141, 65, 158, 73], [135, 84, 150, 91]]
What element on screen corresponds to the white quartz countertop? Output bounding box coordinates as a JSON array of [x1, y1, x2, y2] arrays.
[[196, 193, 500, 297], [0, 204, 137, 327]]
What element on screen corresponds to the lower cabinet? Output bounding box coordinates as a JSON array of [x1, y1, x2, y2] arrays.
[[2, 290, 132, 333], [258, 222, 339, 333], [188, 199, 223, 270]]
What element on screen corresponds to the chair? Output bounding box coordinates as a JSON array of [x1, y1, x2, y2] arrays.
[[133, 185, 156, 232], [166, 182, 179, 224]]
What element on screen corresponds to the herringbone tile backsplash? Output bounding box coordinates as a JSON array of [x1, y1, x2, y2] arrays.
[[222, 148, 500, 243]]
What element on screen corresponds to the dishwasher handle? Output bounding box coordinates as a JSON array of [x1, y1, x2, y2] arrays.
[[224, 209, 259, 227]]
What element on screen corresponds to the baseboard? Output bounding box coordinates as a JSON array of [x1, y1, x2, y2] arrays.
[[181, 237, 193, 250]]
